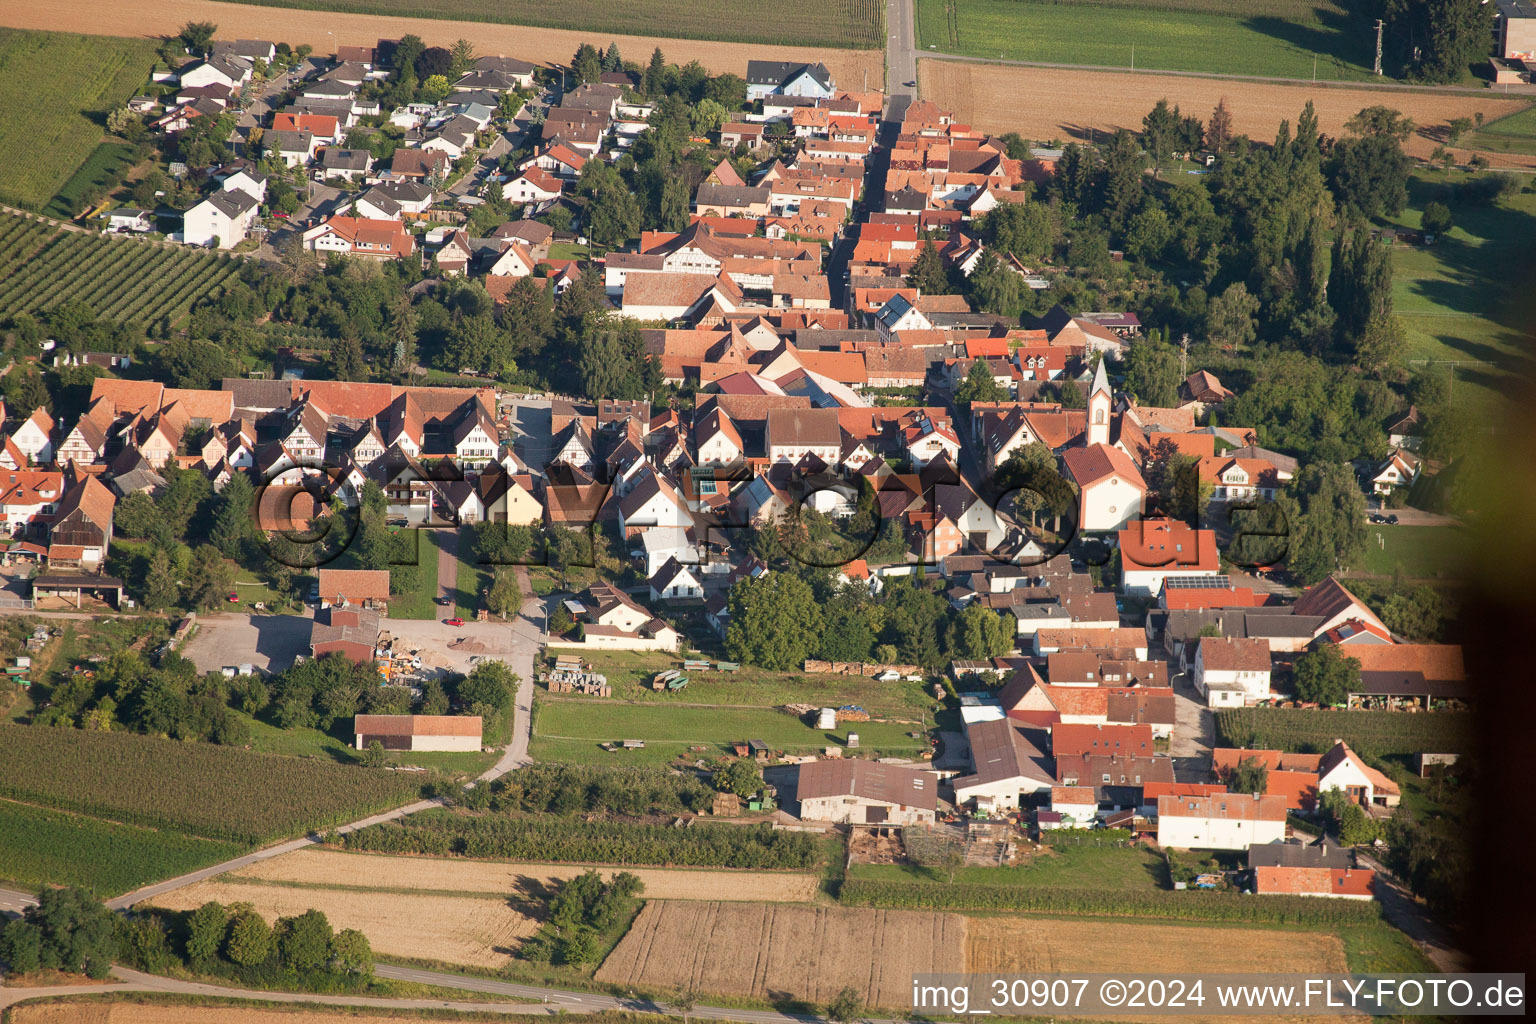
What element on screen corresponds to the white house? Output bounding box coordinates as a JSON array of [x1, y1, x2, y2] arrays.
[[502, 167, 563, 205], [180, 56, 249, 92], [1193, 637, 1272, 707], [353, 714, 481, 751], [183, 190, 259, 249], [221, 168, 268, 203], [617, 471, 691, 536], [1156, 793, 1287, 850], [1049, 786, 1098, 828], [1316, 740, 1401, 808], [1062, 442, 1145, 533], [796, 759, 937, 825], [649, 557, 705, 602], [107, 208, 154, 233], [873, 293, 931, 340], [745, 60, 835, 103], [12, 409, 54, 464], [694, 408, 743, 466]]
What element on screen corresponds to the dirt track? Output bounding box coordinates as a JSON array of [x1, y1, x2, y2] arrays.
[[0, 0, 882, 85], [921, 59, 1536, 169]]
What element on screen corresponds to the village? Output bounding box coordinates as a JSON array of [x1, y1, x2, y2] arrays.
[[0, 16, 1491, 1017]]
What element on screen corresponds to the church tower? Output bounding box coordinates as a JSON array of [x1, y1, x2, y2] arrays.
[[1086, 357, 1112, 447]]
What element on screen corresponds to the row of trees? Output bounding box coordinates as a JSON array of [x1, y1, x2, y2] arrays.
[[726, 569, 1014, 672]]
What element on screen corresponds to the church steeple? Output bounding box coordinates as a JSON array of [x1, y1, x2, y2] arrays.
[[1087, 358, 1112, 447]]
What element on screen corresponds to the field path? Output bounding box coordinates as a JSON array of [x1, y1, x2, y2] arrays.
[[0, 0, 881, 86]]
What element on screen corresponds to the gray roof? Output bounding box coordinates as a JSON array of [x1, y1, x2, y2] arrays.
[[797, 759, 937, 811], [694, 183, 769, 208], [202, 189, 258, 218], [321, 148, 372, 170], [1247, 841, 1353, 870], [745, 60, 833, 90], [266, 129, 313, 154], [953, 718, 1053, 789]]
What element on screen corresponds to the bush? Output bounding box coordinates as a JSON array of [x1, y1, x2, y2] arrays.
[[492, 763, 713, 816]]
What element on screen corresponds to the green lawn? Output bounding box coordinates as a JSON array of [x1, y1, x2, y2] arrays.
[[456, 556, 489, 620], [530, 699, 931, 764], [848, 843, 1166, 889], [1464, 104, 1536, 156], [545, 241, 588, 261], [915, 0, 1376, 80], [0, 29, 158, 210], [564, 650, 936, 715], [1357, 525, 1469, 578], [241, 713, 498, 774], [387, 528, 443, 619], [0, 799, 244, 897], [1380, 170, 1536, 406]]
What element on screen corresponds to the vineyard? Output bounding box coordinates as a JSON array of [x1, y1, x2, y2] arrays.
[[0, 725, 424, 845], [0, 799, 243, 896], [0, 212, 244, 327], [341, 808, 826, 868], [217, 0, 883, 48], [0, 29, 158, 210], [1216, 708, 1473, 757], [838, 878, 1382, 925]]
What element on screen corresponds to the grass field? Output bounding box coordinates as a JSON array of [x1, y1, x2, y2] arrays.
[[0, 29, 157, 211], [216, 0, 881, 48], [0, 724, 423, 845], [530, 699, 931, 763], [1357, 525, 1469, 578], [848, 843, 1165, 889], [1380, 171, 1536, 404], [567, 650, 935, 714], [1465, 104, 1536, 156], [598, 901, 967, 1008], [0, 212, 244, 328], [10, 1005, 549, 1024], [0, 799, 243, 897], [915, 0, 1375, 80]]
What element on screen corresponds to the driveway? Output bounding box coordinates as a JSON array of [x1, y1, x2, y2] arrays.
[[1169, 669, 1216, 768], [178, 613, 313, 674]]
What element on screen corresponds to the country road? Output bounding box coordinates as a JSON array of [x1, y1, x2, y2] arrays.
[[0, 963, 859, 1022]]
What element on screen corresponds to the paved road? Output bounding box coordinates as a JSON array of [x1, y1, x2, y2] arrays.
[[885, 0, 917, 118], [0, 887, 37, 916], [1353, 850, 1468, 972], [437, 527, 459, 608]]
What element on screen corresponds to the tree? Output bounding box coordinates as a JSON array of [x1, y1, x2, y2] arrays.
[[455, 659, 518, 714], [1421, 200, 1452, 235], [485, 568, 523, 618], [953, 359, 1006, 409], [1121, 336, 1182, 406], [1287, 463, 1368, 583], [224, 908, 274, 966], [906, 240, 950, 294], [1204, 282, 1260, 350], [602, 42, 623, 72], [210, 471, 256, 559], [643, 46, 668, 97], [0, 887, 119, 979], [106, 106, 140, 137], [1207, 97, 1233, 153], [979, 201, 1052, 261], [716, 757, 764, 799], [115, 491, 161, 539], [948, 602, 1013, 660], [1354, 313, 1407, 372], [449, 38, 477, 78], [999, 132, 1031, 159], [144, 548, 181, 611], [1098, 128, 1145, 231], [1292, 643, 1360, 705], [183, 545, 236, 611], [1386, 0, 1492, 83], [1231, 756, 1269, 795], [161, 337, 233, 389], [387, 293, 418, 378], [1329, 132, 1410, 219], [178, 20, 217, 55], [828, 986, 864, 1024], [277, 909, 333, 972], [392, 34, 426, 78], [691, 97, 728, 136], [726, 573, 823, 670], [329, 929, 374, 975], [1141, 98, 1180, 171], [572, 43, 602, 85]]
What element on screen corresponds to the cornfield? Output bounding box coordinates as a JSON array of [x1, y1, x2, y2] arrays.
[[1216, 708, 1473, 758], [343, 808, 825, 868], [0, 29, 158, 211], [0, 725, 423, 846], [0, 212, 243, 327], [839, 878, 1381, 925]]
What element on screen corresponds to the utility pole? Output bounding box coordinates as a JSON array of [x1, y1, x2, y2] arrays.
[[1313, 54, 1317, 83], [1374, 20, 1384, 76], [1179, 333, 1190, 379]]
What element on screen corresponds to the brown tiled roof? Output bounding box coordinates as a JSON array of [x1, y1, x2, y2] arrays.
[[353, 714, 482, 737], [90, 378, 164, 417], [317, 568, 391, 604], [163, 388, 234, 423], [1254, 866, 1374, 898], [1199, 637, 1271, 673], [55, 475, 116, 530], [798, 759, 938, 811], [1159, 792, 1288, 822]]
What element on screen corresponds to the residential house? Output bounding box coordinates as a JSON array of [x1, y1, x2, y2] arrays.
[[183, 190, 259, 249], [12, 409, 54, 464], [1316, 740, 1401, 808], [745, 60, 835, 102], [107, 208, 154, 233], [554, 581, 682, 651], [765, 407, 840, 463], [1156, 792, 1288, 850], [502, 166, 563, 204], [0, 471, 64, 537], [319, 147, 373, 181], [649, 557, 705, 602], [1193, 637, 1272, 707], [303, 216, 415, 260], [1118, 518, 1219, 597], [47, 475, 116, 567]]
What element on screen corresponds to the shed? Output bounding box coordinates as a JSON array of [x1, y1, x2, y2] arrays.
[[353, 714, 482, 751]]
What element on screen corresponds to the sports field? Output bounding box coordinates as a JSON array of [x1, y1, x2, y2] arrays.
[[916, 0, 1375, 80], [0, 29, 157, 211]]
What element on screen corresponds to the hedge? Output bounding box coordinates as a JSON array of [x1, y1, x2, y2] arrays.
[[1217, 708, 1472, 757], [837, 879, 1381, 925]]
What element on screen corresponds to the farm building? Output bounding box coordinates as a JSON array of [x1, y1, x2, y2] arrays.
[[796, 760, 937, 825], [353, 714, 482, 751], [310, 605, 381, 663], [1252, 866, 1375, 900], [950, 717, 1054, 813], [1156, 792, 1287, 851], [316, 568, 391, 607]]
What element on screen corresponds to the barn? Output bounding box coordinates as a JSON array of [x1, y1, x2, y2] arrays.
[[353, 714, 483, 751], [795, 760, 938, 825], [310, 606, 381, 663]]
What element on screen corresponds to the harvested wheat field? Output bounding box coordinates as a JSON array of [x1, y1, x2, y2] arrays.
[[968, 916, 1348, 974], [921, 59, 1536, 169], [233, 848, 822, 903], [597, 900, 966, 1008], [147, 879, 537, 968], [0, 0, 882, 85], [8, 1006, 479, 1024]]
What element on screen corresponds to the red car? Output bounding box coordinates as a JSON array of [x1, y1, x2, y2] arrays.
[[444, 617, 465, 627]]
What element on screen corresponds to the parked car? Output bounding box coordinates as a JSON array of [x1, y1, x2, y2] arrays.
[[1369, 513, 1387, 524], [1386, 513, 1399, 525], [444, 617, 465, 627]]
